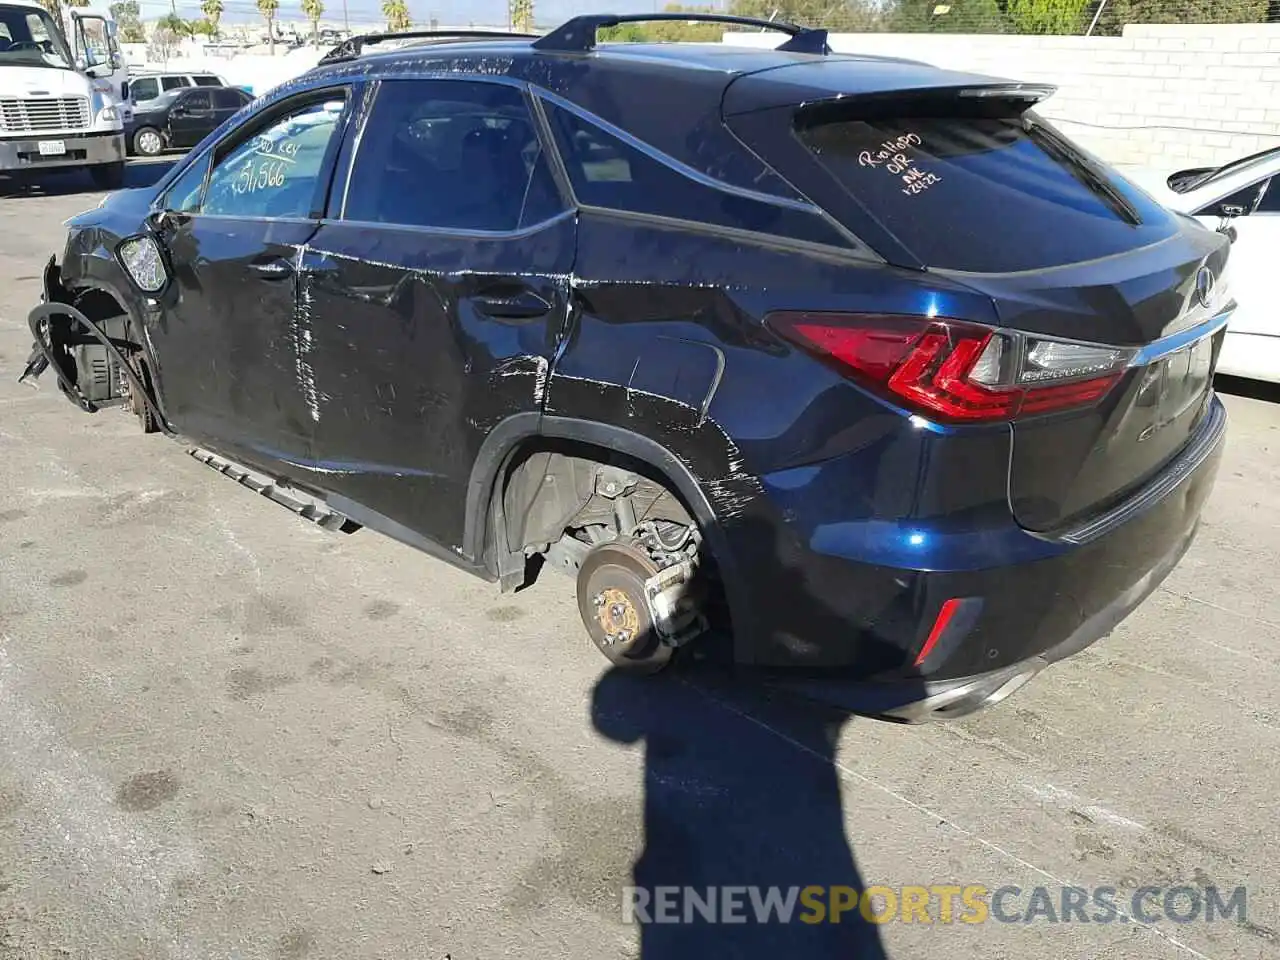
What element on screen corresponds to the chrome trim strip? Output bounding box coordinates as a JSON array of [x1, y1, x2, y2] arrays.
[[1054, 396, 1226, 546], [1130, 307, 1233, 366]]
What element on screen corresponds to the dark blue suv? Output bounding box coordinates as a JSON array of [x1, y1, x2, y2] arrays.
[[22, 15, 1231, 720]]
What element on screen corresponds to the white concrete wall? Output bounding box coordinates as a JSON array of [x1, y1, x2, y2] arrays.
[[723, 24, 1280, 171]]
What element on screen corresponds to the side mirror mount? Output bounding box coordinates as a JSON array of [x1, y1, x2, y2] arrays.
[[147, 209, 178, 236], [1217, 221, 1238, 244], [1202, 181, 1266, 221]]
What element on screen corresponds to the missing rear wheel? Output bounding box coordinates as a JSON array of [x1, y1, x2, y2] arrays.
[[576, 541, 673, 674]]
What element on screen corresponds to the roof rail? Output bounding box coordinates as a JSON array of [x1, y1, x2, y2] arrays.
[[319, 29, 538, 64], [531, 13, 829, 55]]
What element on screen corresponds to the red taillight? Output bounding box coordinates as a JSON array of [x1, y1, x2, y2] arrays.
[[770, 312, 1128, 423]]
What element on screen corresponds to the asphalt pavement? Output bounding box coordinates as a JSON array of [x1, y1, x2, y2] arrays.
[[0, 164, 1277, 960]]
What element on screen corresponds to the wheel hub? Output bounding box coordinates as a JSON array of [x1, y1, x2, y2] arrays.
[[593, 587, 639, 645]]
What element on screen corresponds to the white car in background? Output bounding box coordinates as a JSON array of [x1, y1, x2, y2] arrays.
[[1122, 148, 1280, 383]]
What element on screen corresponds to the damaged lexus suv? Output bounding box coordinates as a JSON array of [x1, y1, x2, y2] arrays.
[[21, 14, 1232, 720]]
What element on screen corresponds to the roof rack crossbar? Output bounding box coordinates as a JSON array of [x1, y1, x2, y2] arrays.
[[531, 13, 829, 54], [319, 29, 538, 64]]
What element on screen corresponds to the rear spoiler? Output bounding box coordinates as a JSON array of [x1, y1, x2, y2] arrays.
[[724, 73, 1056, 118]]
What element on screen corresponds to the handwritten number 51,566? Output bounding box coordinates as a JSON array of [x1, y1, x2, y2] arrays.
[[232, 159, 287, 196]]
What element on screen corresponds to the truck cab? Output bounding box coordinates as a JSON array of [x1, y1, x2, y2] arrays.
[[0, 0, 126, 188]]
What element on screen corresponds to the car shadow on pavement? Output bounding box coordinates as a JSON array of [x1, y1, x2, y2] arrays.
[[591, 516, 927, 959], [0, 159, 176, 198]]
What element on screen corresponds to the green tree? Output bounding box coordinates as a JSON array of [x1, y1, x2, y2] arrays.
[[190, 17, 216, 35], [600, 4, 727, 42], [110, 0, 146, 42], [888, 0, 1009, 33], [1005, 0, 1089, 33], [200, 0, 224, 38], [39, 0, 65, 25], [382, 0, 411, 31], [302, 0, 324, 46], [156, 11, 190, 35], [256, 0, 279, 53], [509, 0, 533, 33], [727, 0, 885, 31], [1092, 0, 1267, 35]]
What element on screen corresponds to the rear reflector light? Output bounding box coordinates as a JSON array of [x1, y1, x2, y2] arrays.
[[769, 312, 1133, 423], [915, 598, 963, 667]]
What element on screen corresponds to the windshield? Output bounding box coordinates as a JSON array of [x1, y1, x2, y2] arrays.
[[0, 5, 73, 68]]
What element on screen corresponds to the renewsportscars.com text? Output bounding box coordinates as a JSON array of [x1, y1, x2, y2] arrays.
[[622, 884, 1248, 925]]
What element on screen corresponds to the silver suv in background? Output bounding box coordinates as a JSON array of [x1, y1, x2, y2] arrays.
[[128, 72, 226, 111]]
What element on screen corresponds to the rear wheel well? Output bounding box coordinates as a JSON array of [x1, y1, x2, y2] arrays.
[[485, 436, 734, 654]]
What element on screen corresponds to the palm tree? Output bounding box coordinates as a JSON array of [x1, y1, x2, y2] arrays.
[[509, 0, 533, 33], [156, 11, 189, 35], [200, 0, 224, 39], [256, 0, 279, 53], [381, 0, 410, 32], [301, 0, 324, 46]]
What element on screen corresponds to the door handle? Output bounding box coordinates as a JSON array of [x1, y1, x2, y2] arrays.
[[470, 289, 552, 320], [250, 257, 294, 279]]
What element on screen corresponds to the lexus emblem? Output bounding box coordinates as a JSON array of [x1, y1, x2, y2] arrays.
[[1193, 266, 1215, 310]]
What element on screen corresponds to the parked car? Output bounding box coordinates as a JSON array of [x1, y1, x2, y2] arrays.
[[20, 16, 1232, 721], [127, 85, 254, 156], [128, 70, 227, 109], [1121, 148, 1279, 384]]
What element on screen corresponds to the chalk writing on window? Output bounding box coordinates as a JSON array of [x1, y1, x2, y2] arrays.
[[856, 131, 942, 198]]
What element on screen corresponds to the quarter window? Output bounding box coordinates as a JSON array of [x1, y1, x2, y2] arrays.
[[545, 102, 853, 249], [199, 94, 347, 219], [342, 79, 563, 232], [160, 76, 187, 91]]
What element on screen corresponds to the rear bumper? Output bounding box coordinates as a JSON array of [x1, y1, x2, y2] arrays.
[[838, 513, 1197, 721], [0, 132, 125, 171], [730, 394, 1226, 712]]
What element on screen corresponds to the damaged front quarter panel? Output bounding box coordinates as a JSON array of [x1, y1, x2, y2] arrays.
[[19, 195, 172, 430]]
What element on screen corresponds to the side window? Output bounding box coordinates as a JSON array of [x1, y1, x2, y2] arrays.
[[200, 94, 347, 220], [1255, 177, 1279, 213], [183, 90, 213, 111], [544, 102, 852, 250], [160, 76, 187, 91], [194, 75, 221, 86], [132, 77, 158, 101], [164, 154, 211, 213], [342, 79, 564, 232], [213, 88, 246, 109]]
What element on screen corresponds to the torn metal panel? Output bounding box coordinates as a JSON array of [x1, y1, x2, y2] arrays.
[[295, 205, 575, 549]]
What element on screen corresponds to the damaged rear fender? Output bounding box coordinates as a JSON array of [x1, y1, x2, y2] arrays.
[[465, 412, 761, 660]]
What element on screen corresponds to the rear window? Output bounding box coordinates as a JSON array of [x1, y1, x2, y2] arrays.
[[796, 112, 1177, 273]]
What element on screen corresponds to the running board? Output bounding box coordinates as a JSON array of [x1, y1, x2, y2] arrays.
[[188, 447, 360, 534]]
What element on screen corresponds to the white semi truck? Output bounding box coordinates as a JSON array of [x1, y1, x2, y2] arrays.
[[0, 0, 127, 189]]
